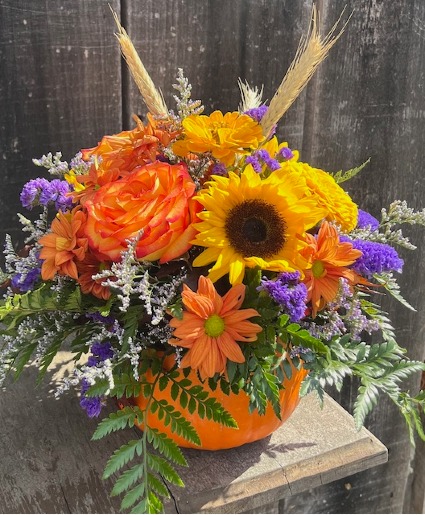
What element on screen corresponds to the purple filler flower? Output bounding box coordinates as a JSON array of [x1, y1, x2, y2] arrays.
[[87, 341, 114, 367], [341, 237, 404, 277], [276, 146, 294, 161], [244, 105, 268, 123], [259, 271, 308, 322], [211, 162, 227, 176], [246, 149, 281, 173], [39, 179, 73, 211], [11, 267, 41, 292], [357, 209, 380, 230], [20, 178, 73, 211], [20, 178, 51, 209], [80, 379, 103, 418]]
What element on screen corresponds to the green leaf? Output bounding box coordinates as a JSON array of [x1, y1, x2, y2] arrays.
[[147, 454, 184, 487], [154, 401, 201, 446], [147, 473, 170, 498], [330, 158, 370, 184], [373, 273, 417, 311], [121, 482, 146, 511], [92, 407, 142, 440], [111, 464, 145, 496], [103, 439, 144, 479], [146, 428, 187, 467], [170, 382, 179, 401], [84, 378, 110, 398], [158, 375, 169, 392], [353, 382, 380, 430]]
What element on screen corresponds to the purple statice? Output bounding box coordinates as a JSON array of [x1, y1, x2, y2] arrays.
[[259, 271, 308, 322], [357, 209, 380, 230], [244, 105, 268, 123], [276, 146, 294, 161], [87, 341, 114, 367], [20, 178, 51, 209], [11, 267, 41, 292], [39, 179, 73, 211], [80, 378, 103, 418], [210, 162, 227, 176], [341, 237, 404, 277], [20, 178, 73, 211], [246, 149, 281, 173]]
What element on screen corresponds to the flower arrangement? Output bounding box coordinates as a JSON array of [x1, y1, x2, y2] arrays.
[[1, 8, 425, 514]]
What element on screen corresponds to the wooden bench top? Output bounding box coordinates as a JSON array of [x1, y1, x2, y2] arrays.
[[0, 351, 387, 513]]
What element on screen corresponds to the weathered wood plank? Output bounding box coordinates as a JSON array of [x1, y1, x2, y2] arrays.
[[162, 395, 386, 514], [0, 352, 387, 514], [0, 0, 122, 253], [0, 352, 126, 513]]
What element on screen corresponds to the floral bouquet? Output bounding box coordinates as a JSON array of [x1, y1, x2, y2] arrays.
[[1, 9, 425, 514]]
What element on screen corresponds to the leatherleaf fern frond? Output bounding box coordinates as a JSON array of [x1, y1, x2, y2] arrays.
[[301, 334, 425, 442], [94, 362, 239, 513]]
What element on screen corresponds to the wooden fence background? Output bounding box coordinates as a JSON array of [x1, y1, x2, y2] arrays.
[[1, 0, 425, 513]]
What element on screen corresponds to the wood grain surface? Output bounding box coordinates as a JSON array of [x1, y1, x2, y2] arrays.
[[1, 1, 425, 513], [0, 352, 387, 514]]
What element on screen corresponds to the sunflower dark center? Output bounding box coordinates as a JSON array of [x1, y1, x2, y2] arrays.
[[225, 199, 286, 258]]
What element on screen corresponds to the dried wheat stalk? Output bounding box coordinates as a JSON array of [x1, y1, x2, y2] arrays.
[[260, 6, 349, 137], [112, 10, 168, 117]]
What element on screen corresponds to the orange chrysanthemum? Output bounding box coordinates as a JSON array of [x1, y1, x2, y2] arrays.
[[38, 206, 88, 281], [71, 115, 179, 204], [168, 276, 262, 378], [301, 221, 363, 317], [77, 252, 113, 300]]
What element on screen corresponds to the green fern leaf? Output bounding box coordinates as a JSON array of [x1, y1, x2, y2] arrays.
[[92, 407, 142, 440], [111, 464, 145, 496], [330, 158, 370, 184], [145, 427, 187, 467], [147, 453, 184, 487], [83, 378, 110, 398], [353, 382, 380, 429], [121, 482, 146, 511], [154, 400, 201, 446], [147, 491, 164, 514], [103, 439, 144, 479], [147, 473, 170, 498]]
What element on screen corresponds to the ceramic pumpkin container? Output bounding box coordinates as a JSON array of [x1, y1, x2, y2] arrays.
[[131, 355, 307, 450]]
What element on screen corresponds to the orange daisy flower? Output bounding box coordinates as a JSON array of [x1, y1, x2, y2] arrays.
[[77, 252, 113, 300], [38, 207, 88, 281], [168, 276, 262, 378], [301, 221, 363, 317]]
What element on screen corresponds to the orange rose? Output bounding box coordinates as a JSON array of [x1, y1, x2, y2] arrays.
[[84, 161, 201, 263]]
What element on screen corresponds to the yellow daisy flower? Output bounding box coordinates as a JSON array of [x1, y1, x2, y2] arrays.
[[192, 166, 327, 285], [173, 110, 264, 167], [281, 160, 358, 232]]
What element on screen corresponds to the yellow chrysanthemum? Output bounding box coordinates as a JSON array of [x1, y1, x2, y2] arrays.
[[191, 166, 327, 285], [173, 110, 264, 167], [280, 160, 358, 232]]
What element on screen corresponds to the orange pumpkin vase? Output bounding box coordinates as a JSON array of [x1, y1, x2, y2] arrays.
[[131, 355, 307, 451]]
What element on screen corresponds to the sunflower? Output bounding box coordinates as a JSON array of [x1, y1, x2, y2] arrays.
[[281, 160, 358, 232], [301, 221, 363, 317], [192, 166, 327, 285], [168, 276, 262, 378], [172, 111, 264, 167]]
